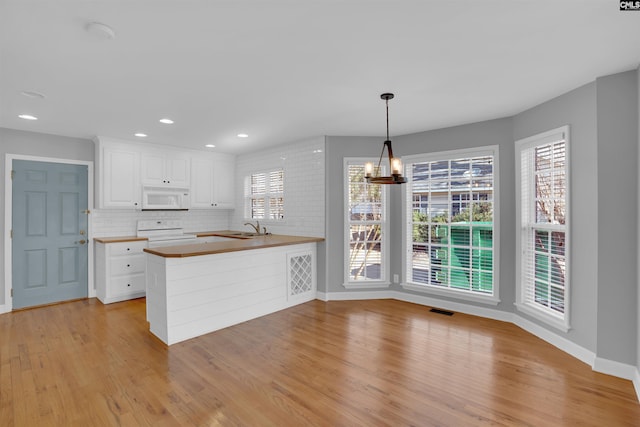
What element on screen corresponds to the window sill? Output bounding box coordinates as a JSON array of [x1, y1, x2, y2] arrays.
[[515, 303, 570, 332], [401, 282, 500, 306], [343, 281, 391, 290]]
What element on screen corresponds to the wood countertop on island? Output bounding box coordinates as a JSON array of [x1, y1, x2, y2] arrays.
[[143, 234, 324, 258]]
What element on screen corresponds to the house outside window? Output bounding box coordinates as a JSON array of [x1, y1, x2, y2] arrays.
[[344, 159, 389, 288], [244, 169, 284, 220], [515, 126, 570, 331], [403, 146, 499, 304]]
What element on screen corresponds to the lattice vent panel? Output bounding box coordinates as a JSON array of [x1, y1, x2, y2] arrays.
[[289, 254, 313, 296]]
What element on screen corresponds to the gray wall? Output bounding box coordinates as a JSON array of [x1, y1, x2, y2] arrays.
[[513, 81, 599, 353], [0, 128, 94, 306], [595, 70, 638, 365]]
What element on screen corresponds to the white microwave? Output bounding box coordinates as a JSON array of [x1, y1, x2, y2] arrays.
[[142, 186, 190, 211]]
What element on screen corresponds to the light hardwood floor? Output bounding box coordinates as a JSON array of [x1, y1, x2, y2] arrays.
[[1, 297, 639, 426]]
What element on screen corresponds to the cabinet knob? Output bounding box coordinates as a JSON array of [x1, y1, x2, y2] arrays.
[[127, 248, 130, 251], [127, 283, 131, 287], [127, 264, 130, 267]]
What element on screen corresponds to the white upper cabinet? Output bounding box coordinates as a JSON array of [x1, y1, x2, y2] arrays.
[[213, 153, 236, 209], [190, 153, 236, 209], [95, 137, 234, 210], [141, 151, 190, 187], [96, 137, 141, 209], [190, 156, 215, 208]]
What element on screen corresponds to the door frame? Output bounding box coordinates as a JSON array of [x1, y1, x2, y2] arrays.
[[2, 154, 94, 313]]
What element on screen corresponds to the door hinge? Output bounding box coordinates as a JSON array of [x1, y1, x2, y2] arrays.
[[10, 229, 12, 239], [10, 289, 13, 297], [82, 209, 91, 215], [11, 170, 15, 179]]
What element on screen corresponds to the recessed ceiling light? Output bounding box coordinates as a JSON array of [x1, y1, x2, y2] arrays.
[[159, 118, 174, 124], [18, 114, 38, 120], [135, 133, 148, 138], [21, 90, 46, 99], [205, 144, 216, 148], [237, 133, 249, 138], [85, 22, 116, 39]]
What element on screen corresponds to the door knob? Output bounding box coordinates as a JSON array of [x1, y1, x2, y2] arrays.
[[75, 239, 87, 245]]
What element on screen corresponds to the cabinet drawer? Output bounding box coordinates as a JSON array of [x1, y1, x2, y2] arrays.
[[110, 274, 146, 296], [109, 241, 147, 256], [110, 255, 146, 275]]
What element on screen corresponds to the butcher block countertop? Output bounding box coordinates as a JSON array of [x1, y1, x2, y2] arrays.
[[143, 233, 324, 258]]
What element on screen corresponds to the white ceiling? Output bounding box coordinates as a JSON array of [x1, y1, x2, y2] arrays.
[[1, 1, 639, 154]]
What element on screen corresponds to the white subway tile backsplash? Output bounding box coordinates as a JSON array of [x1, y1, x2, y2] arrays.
[[91, 209, 230, 237], [231, 137, 325, 238]]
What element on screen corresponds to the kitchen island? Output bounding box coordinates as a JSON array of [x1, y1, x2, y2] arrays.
[[144, 233, 323, 345]]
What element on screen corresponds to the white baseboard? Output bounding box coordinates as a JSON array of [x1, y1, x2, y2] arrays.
[[392, 291, 513, 323], [0, 303, 10, 315], [513, 315, 596, 367], [593, 357, 638, 381], [315, 291, 328, 301], [316, 291, 640, 403], [320, 290, 395, 301]]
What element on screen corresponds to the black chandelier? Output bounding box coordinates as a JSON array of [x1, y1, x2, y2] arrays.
[[365, 93, 406, 185]]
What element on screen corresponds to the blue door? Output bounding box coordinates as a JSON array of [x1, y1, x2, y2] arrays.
[[12, 160, 89, 309]]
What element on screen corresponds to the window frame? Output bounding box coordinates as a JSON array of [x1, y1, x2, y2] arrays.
[[343, 158, 390, 289], [401, 145, 501, 305], [515, 126, 571, 332], [244, 168, 285, 222]]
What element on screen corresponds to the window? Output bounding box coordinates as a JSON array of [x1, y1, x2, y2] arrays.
[[403, 147, 499, 303], [516, 126, 569, 330], [344, 159, 389, 287], [245, 168, 284, 220]]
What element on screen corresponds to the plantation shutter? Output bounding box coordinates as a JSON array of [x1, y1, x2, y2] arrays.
[[518, 128, 569, 322], [403, 148, 496, 298], [345, 159, 388, 284], [246, 168, 284, 220], [251, 172, 267, 218]]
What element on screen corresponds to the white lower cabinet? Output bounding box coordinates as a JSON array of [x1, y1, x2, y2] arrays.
[[95, 240, 148, 304]]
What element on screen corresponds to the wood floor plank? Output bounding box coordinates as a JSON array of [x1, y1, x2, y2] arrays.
[[1, 297, 639, 426]]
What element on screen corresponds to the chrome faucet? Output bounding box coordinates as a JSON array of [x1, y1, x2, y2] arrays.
[[244, 220, 262, 235]]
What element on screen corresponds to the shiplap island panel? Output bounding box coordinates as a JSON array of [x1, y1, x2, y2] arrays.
[[144, 235, 321, 345]]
